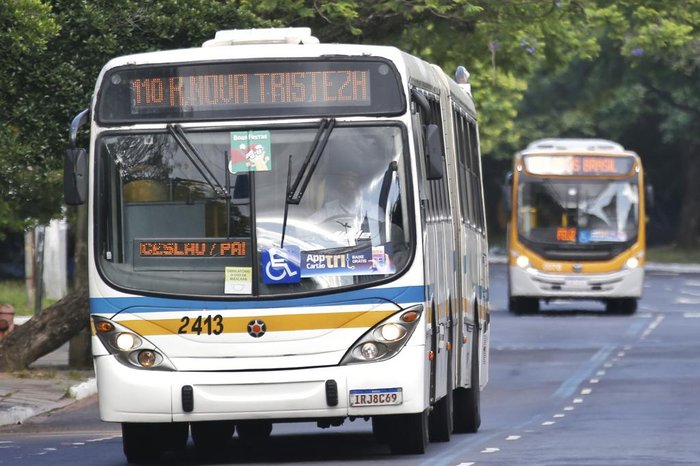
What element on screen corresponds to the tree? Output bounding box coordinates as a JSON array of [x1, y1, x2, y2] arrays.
[[0, 0, 60, 239], [512, 1, 700, 247], [0, 0, 272, 369]]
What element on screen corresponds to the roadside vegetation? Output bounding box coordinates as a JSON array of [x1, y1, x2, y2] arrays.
[[647, 245, 700, 265], [0, 280, 56, 317]]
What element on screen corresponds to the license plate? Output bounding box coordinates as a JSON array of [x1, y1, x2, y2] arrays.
[[349, 388, 403, 406]]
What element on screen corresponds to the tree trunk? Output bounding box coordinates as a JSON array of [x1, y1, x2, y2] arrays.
[[68, 204, 92, 369], [677, 130, 700, 248], [0, 288, 89, 371]]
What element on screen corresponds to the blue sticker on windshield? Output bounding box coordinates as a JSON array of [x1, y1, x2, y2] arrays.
[[578, 230, 591, 243], [262, 246, 301, 284]]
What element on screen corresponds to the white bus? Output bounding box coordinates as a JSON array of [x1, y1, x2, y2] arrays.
[[64, 28, 490, 462], [505, 138, 648, 314]]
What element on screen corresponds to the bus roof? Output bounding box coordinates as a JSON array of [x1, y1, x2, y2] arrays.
[[519, 138, 639, 159], [96, 28, 475, 115]]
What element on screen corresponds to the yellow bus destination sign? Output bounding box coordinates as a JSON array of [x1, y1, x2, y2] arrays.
[[523, 154, 635, 177], [98, 59, 404, 123]]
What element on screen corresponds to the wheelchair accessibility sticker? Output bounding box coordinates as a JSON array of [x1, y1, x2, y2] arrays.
[[262, 246, 301, 284]]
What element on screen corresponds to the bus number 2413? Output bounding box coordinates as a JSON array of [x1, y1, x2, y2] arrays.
[[178, 315, 224, 335]]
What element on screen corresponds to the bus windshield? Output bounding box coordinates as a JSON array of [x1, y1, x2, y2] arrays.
[[516, 176, 639, 246], [96, 124, 412, 296]]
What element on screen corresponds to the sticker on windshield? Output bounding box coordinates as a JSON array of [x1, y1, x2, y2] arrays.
[[229, 130, 272, 173], [302, 245, 396, 276], [262, 246, 301, 284], [224, 266, 252, 294]]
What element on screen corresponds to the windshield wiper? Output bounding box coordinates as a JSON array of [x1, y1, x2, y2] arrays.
[[167, 124, 228, 198], [280, 118, 336, 247], [286, 118, 336, 205]]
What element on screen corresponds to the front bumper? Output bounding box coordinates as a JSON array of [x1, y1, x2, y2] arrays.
[[509, 265, 644, 299], [95, 343, 428, 423]]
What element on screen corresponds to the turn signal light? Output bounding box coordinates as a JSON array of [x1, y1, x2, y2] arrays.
[[95, 321, 114, 333]]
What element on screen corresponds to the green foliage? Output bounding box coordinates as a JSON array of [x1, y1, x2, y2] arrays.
[[0, 0, 60, 238], [3, 0, 698, 246]]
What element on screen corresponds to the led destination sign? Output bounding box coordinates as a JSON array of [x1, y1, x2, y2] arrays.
[[523, 154, 636, 177], [99, 59, 404, 122], [138, 240, 247, 257], [131, 70, 370, 110]]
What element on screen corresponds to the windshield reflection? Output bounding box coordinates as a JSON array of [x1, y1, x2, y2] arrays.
[[517, 177, 639, 245], [96, 124, 411, 297]]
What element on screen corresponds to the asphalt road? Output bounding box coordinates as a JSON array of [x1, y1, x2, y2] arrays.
[[1, 263, 699, 465]]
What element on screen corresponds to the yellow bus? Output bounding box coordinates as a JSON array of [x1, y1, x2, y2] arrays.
[[505, 138, 647, 314], [64, 28, 490, 462]]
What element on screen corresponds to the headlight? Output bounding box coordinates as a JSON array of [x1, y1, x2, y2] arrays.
[[376, 323, 406, 342], [114, 332, 141, 351], [93, 316, 174, 370], [516, 255, 530, 268], [625, 257, 639, 269], [340, 305, 422, 365]]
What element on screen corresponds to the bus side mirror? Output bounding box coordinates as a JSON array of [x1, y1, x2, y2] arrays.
[[425, 124, 444, 180], [502, 171, 513, 213], [64, 148, 87, 205]]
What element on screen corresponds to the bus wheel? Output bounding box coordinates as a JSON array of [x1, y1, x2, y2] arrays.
[[509, 296, 539, 314], [191, 421, 235, 452], [429, 370, 453, 442], [122, 422, 187, 464], [387, 409, 430, 454], [453, 317, 481, 433], [237, 420, 273, 443]]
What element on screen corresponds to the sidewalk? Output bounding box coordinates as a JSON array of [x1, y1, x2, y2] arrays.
[[0, 334, 96, 427]]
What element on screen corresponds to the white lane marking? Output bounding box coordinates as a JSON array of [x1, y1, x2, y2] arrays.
[[481, 447, 500, 453], [641, 315, 665, 339], [684, 312, 700, 318], [506, 435, 521, 440], [590, 378, 600, 384], [554, 414, 565, 418], [457, 463, 475, 466], [597, 370, 606, 376], [675, 297, 700, 305], [86, 436, 120, 442], [617, 351, 626, 357], [581, 388, 593, 395], [684, 280, 700, 287], [542, 421, 555, 426], [564, 406, 575, 411], [573, 398, 584, 404]]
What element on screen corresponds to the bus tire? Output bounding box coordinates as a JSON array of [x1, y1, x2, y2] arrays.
[[453, 315, 481, 433], [122, 422, 187, 464], [191, 420, 235, 452], [429, 366, 453, 442], [387, 409, 430, 454]]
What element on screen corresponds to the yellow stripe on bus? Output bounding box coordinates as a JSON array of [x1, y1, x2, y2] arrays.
[[117, 310, 396, 336]]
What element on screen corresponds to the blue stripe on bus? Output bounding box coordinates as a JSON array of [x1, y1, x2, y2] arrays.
[[89, 285, 426, 314]]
